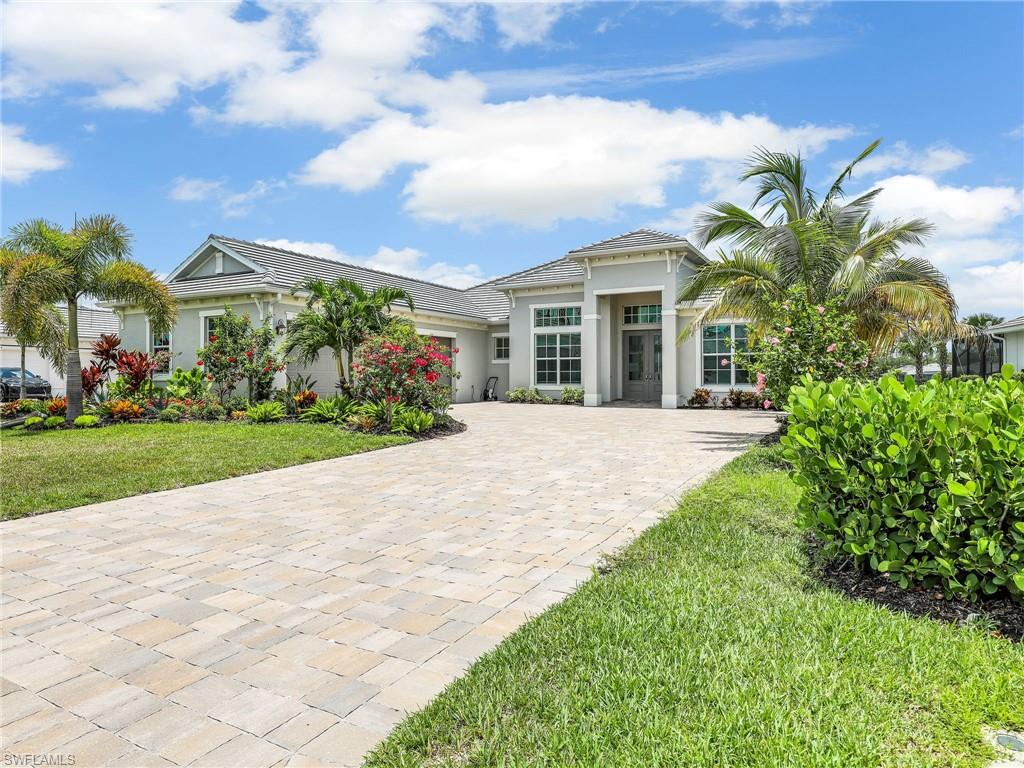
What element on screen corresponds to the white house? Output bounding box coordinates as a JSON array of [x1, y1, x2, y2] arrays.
[[988, 316, 1024, 370], [0, 306, 119, 396], [112, 230, 753, 407]]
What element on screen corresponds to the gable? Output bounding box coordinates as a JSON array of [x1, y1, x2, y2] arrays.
[[180, 249, 253, 279]]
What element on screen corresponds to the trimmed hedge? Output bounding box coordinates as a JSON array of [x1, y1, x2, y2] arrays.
[[782, 366, 1023, 601]]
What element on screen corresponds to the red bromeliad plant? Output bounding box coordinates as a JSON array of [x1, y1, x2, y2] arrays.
[[352, 325, 457, 412]]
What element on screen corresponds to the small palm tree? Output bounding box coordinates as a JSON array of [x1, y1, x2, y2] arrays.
[[0, 248, 67, 398], [680, 140, 963, 353], [2, 216, 175, 419], [284, 277, 415, 390]]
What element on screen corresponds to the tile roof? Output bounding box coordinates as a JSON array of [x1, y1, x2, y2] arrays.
[[567, 228, 702, 259], [1, 305, 118, 340], [987, 315, 1024, 332], [489, 257, 585, 290]]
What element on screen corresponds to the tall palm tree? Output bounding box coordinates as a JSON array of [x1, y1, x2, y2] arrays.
[[961, 312, 1005, 376], [284, 277, 415, 390], [3, 216, 175, 419], [0, 248, 67, 398], [679, 140, 963, 353]]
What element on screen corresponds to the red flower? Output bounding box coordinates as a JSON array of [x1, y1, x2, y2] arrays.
[[209, 334, 219, 342], [196, 360, 204, 366], [207, 374, 214, 381], [425, 371, 439, 383], [245, 350, 254, 358], [414, 357, 428, 367], [227, 356, 237, 363]]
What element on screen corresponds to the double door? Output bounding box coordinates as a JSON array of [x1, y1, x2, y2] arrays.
[[623, 331, 662, 401]]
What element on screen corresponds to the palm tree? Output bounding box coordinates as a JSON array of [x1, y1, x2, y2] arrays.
[[679, 140, 963, 353], [284, 277, 415, 390], [961, 312, 1005, 377], [2, 216, 175, 419], [0, 249, 67, 398]]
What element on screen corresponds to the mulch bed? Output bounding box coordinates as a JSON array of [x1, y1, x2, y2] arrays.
[[403, 417, 467, 441], [809, 537, 1023, 642]]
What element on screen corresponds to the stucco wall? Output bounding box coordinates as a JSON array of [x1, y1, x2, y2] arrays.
[[507, 289, 585, 398], [1002, 328, 1024, 370]]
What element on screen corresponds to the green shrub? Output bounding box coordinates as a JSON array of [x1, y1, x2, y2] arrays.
[[748, 288, 870, 409], [246, 401, 285, 423], [300, 395, 358, 424], [782, 366, 1024, 602], [506, 387, 553, 404], [19, 399, 47, 414], [687, 387, 712, 407], [165, 366, 211, 400], [43, 416, 65, 429], [391, 409, 434, 434], [23, 416, 44, 430], [358, 399, 408, 424], [188, 402, 226, 421], [159, 406, 183, 423], [559, 386, 584, 405], [73, 415, 100, 428]]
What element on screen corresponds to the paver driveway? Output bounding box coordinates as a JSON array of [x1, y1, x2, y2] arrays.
[[2, 404, 776, 767]]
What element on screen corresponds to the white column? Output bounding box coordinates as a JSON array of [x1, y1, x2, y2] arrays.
[[661, 288, 679, 409], [599, 295, 612, 403], [582, 291, 601, 407]]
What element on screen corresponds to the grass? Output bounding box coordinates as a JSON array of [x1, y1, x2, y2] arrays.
[[366, 447, 1024, 768], [0, 421, 409, 520]]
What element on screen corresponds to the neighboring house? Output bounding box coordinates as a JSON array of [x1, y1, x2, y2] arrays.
[[988, 316, 1024, 370], [0, 306, 119, 396], [111, 230, 751, 407]]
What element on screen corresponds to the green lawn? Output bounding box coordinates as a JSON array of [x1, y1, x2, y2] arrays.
[[1, 422, 409, 520], [366, 447, 1023, 768]]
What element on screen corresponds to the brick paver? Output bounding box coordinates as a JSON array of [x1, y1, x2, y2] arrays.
[[1, 404, 775, 766]]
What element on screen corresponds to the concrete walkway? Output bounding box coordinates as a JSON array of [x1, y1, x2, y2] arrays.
[[2, 404, 775, 767]]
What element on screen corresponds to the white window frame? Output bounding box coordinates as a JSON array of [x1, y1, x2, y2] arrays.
[[622, 303, 663, 327], [144, 317, 173, 377], [198, 308, 226, 346], [529, 302, 583, 389], [491, 333, 510, 364], [698, 321, 752, 389]]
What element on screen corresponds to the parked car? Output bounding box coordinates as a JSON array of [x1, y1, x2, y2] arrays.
[[0, 368, 53, 401]]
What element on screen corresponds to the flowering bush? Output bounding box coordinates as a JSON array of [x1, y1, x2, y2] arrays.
[[352, 325, 456, 415], [196, 308, 285, 403], [747, 288, 870, 409]]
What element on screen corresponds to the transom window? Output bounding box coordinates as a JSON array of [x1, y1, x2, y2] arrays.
[[702, 323, 750, 386], [152, 331, 171, 373], [535, 332, 581, 385], [534, 306, 581, 327], [493, 335, 509, 361], [623, 304, 662, 325]]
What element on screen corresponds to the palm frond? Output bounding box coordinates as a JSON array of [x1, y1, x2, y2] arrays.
[[821, 139, 882, 209], [90, 260, 177, 333], [692, 202, 766, 248]]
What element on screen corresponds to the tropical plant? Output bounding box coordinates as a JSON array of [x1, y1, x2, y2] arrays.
[[111, 350, 159, 398], [687, 387, 712, 407], [299, 395, 357, 424], [747, 288, 870, 408], [0, 250, 66, 399], [293, 389, 318, 411], [81, 333, 121, 400], [276, 373, 317, 415], [109, 399, 144, 421], [559, 386, 584, 405], [197, 308, 284, 403], [2, 216, 175, 420], [506, 387, 553, 404], [45, 396, 67, 416], [165, 366, 211, 400], [159, 406, 184, 423], [351, 325, 455, 413], [679, 141, 963, 353], [347, 412, 378, 432], [246, 400, 285, 423], [284, 277, 415, 391], [391, 409, 435, 434], [43, 415, 64, 429], [783, 367, 1023, 602], [73, 415, 100, 428], [23, 416, 44, 430]]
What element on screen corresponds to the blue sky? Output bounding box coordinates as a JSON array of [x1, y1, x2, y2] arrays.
[[3, 0, 1022, 316]]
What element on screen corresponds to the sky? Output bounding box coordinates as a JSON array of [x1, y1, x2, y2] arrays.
[[2, 0, 1023, 318]]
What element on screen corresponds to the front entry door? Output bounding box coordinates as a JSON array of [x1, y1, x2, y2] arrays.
[[623, 331, 662, 401]]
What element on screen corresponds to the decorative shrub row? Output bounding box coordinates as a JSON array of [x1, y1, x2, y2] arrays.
[[506, 386, 583, 404], [782, 367, 1024, 602]]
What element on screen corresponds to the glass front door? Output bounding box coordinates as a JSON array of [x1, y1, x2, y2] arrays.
[[623, 331, 661, 401]]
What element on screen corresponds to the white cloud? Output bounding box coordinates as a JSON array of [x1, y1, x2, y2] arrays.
[[256, 239, 491, 288], [168, 176, 284, 218], [872, 174, 1022, 238], [301, 96, 851, 228], [489, 2, 576, 48], [2, 2, 288, 111], [703, 1, 827, 29], [842, 141, 970, 177], [1, 124, 66, 183], [1006, 124, 1024, 140], [951, 260, 1024, 319]]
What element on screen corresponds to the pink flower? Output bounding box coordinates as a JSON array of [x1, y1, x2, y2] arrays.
[[826, 343, 837, 353], [769, 336, 781, 346], [755, 372, 767, 394], [720, 357, 730, 366], [763, 399, 773, 409], [834, 360, 845, 368], [784, 326, 793, 335], [414, 357, 428, 367], [817, 305, 826, 315], [425, 371, 439, 383]]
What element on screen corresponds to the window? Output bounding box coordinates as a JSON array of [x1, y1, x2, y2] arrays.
[[535, 332, 581, 385], [623, 304, 662, 325], [702, 323, 750, 386], [152, 330, 171, 373], [203, 314, 223, 344], [493, 335, 509, 361], [534, 306, 581, 327]]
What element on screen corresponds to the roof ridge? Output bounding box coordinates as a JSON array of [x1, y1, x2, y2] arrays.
[[482, 254, 577, 287], [566, 227, 687, 254], [211, 234, 478, 295]]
